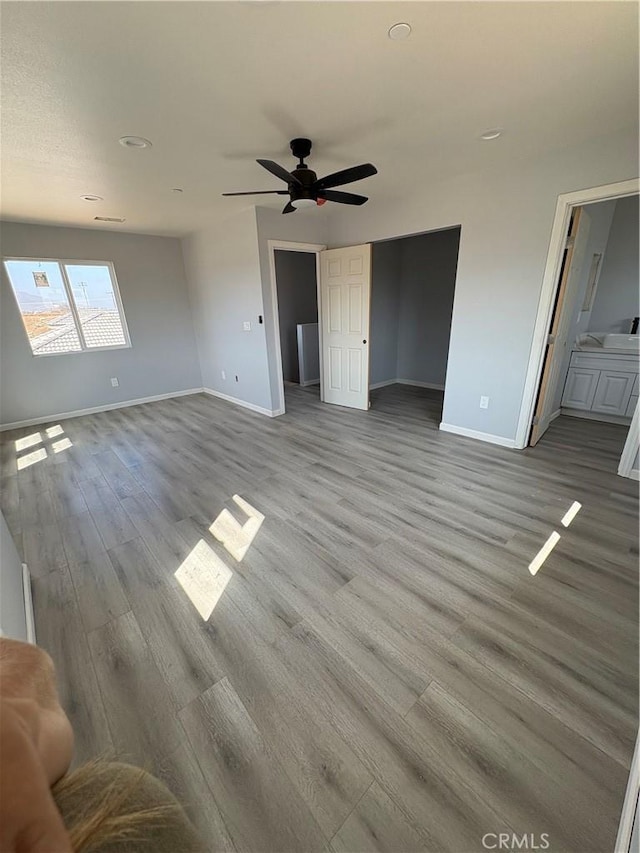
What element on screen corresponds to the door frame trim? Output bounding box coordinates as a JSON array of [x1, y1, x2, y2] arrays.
[[267, 240, 326, 416], [618, 400, 639, 480], [515, 178, 639, 449]]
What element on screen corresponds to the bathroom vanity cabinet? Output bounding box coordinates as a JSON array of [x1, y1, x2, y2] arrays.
[[562, 351, 639, 418]]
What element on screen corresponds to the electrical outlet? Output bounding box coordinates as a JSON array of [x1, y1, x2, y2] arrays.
[[110, 377, 119, 388], [221, 370, 226, 380], [480, 396, 489, 409], [243, 321, 251, 331]]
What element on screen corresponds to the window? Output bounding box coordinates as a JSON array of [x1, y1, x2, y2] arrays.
[[3, 259, 130, 356]]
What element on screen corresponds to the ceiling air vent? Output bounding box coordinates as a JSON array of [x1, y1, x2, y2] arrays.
[[94, 216, 125, 223]]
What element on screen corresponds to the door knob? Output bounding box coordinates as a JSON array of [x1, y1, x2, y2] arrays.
[[363, 339, 367, 344]]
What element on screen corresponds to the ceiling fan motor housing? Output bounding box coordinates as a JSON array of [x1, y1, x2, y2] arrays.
[[290, 165, 318, 201]]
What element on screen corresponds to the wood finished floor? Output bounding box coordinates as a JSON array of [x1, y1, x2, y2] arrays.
[[2, 384, 638, 853]]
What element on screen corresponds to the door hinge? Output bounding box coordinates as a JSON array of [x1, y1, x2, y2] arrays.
[[547, 333, 556, 345], [532, 416, 540, 426], [565, 235, 575, 250]]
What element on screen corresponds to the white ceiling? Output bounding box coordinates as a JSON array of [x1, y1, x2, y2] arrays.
[[1, 1, 637, 237]]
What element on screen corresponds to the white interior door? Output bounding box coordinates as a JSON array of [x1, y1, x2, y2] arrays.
[[530, 207, 591, 444], [319, 244, 371, 410]]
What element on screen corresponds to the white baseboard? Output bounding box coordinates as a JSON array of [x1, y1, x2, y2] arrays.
[[202, 387, 281, 418], [22, 564, 36, 644], [397, 379, 445, 391], [561, 408, 632, 425], [300, 379, 320, 388], [0, 388, 203, 432], [370, 379, 445, 391], [439, 421, 517, 448]]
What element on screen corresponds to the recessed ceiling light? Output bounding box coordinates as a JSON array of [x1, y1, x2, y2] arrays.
[[480, 129, 503, 141], [119, 136, 152, 149], [172, 188, 183, 193], [388, 22, 412, 40], [81, 194, 103, 202], [94, 216, 126, 223]]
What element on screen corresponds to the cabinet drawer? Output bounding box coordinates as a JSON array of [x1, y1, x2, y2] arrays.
[[570, 352, 638, 373], [562, 368, 599, 409], [591, 371, 634, 415]]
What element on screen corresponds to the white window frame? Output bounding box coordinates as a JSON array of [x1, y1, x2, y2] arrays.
[[2, 257, 132, 357]]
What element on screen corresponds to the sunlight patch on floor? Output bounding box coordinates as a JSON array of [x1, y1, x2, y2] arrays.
[[560, 501, 582, 527], [528, 531, 561, 576], [210, 494, 264, 562], [174, 539, 233, 621], [17, 447, 48, 469]]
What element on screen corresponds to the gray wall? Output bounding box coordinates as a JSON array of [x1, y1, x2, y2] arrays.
[[274, 250, 317, 383], [181, 207, 273, 411], [0, 221, 201, 426], [370, 241, 401, 385], [369, 229, 460, 387], [328, 127, 638, 443], [396, 228, 460, 386], [588, 195, 640, 334]]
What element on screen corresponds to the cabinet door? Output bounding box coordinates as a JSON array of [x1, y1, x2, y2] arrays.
[[562, 368, 599, 409], [591, 371, 634, 415], [625, 394, 638, 418]]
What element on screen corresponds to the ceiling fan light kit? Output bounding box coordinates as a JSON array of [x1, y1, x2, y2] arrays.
[[222, 138, 377, 214]]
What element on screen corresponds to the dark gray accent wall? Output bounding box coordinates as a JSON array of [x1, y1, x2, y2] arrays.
[[369, 228, 460, 388], [274, 250, 317, 383], [370, 241, 402, 385], [588, 195, 640, 334], [396, 228, 460, 386]]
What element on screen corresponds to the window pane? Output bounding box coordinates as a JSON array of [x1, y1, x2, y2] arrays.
[[4, 260, 82, 355], [63, 264, 127, 348]]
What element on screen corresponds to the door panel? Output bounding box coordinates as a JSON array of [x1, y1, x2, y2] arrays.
[[592, 371, 634, 415], [562, 368, 599, 409], [320, 245, 371, 410], [530, 207, 591, 444]]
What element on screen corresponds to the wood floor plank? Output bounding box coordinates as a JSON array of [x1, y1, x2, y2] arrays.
[[88, 610, 185, 764], [107, 537, 224, 708], [332, 781, 426, 853], [22, 521, 68, 578], [179, 677, 327, 853], [31, 565, 113, 764], [67, 551, 130, 633]]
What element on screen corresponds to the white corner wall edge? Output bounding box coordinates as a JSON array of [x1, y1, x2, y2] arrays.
[[615, 729, 639, 853], [202, 387, 282, 418], [0, 388, 203, 431], [439, 421, 517, 448], [22, 564, 36, 644], [369, 379, 397, 390]]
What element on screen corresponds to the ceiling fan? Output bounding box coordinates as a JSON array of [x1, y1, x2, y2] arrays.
[[222, 138, 377, 214]]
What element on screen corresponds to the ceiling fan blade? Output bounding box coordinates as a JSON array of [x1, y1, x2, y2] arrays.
[[257, 159, 302, 185], [282, 201, 296, 214], [222, 190, 288, 196], [318, 190, 368, 206], [315, 163, 377, 190]]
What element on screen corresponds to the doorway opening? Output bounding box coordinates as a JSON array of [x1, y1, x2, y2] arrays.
[[268, 240, 325, 416], [369, 226, 461, 426], [520, 180, 638, 477]]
